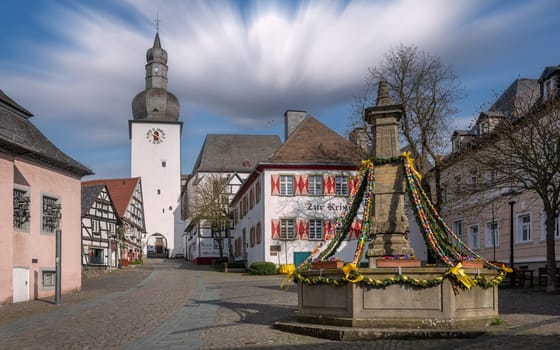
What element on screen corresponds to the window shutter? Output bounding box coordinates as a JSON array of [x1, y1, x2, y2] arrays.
[[296, 218, 309, 240], [271, 219, 280, 239], [271, 175, 280, 195], [350, 220, 362, 240], [323, 220, 335, 238], [294, 175, 308, 195], [349, 176, 358, 195], [323, 175, 335, 194]]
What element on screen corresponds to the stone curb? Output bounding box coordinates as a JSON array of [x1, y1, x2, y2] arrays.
[[273, 321, 487, 341]]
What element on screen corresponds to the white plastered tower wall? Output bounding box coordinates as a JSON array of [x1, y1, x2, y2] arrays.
[[129, 31, 185, 257], [131, 121, 183, 256]]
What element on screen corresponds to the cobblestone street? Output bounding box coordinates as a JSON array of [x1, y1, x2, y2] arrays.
[[1, 259, 559, 349]]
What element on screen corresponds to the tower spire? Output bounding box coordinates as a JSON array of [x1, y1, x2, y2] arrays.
[[131, 31, 179, 121]]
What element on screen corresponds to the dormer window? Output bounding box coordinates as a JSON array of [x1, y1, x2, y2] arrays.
[[545, 79, 554, 100], [452, 137, 461, 153], [480, 122, 489, 135]]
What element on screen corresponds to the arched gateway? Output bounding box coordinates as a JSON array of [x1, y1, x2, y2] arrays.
[[146, 233, 168, 258]]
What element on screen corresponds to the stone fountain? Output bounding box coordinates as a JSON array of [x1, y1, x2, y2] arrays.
[[289, 81, 500, 333]]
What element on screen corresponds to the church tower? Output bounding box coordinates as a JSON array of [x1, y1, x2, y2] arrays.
[[130, 32, 184, 257]]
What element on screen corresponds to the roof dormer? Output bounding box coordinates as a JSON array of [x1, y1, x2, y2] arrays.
[[538, 65, 560, 101]]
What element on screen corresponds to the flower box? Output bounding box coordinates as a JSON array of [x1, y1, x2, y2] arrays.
[[375, 258, 421, 268], [311, 261, 344, 270], [461, 260, 483, 269]]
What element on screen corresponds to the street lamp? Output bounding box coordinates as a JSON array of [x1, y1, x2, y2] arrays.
[[54, 204, 62, 305], [508, 199, 516, 269]]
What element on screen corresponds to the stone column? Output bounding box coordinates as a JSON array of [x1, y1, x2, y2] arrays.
[[365, 81, 415, 267]]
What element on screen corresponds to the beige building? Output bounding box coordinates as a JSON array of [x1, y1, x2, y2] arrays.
[[437, 67, 560, 272]]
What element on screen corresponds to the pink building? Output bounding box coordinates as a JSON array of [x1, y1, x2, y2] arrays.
[[1, 90, 92, 304]]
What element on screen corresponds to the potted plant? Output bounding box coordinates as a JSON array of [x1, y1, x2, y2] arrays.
[[311, 257, 344, 270], [375, 255, 421, 268], [460, 256, 483, 269]]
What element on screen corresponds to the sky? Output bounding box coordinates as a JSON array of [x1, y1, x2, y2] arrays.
[[1, 0, 559, 179]]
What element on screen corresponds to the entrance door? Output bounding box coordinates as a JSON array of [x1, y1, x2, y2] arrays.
[[293, 251, 311, 267], [12, 268, 29, 303]]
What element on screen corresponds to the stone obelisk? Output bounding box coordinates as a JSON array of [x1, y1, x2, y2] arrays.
[[365, 81, 415, 267]]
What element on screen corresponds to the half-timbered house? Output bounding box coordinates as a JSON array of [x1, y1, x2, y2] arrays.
[[83, 178, 146, 262], [81, 184, 120, 268], [183, 134, 281, 264]]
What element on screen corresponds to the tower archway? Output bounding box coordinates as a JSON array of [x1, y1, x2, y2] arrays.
[[146, 233, 168, 258]]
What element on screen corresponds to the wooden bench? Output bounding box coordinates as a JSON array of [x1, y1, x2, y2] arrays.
[[509, 268, 534, 288]]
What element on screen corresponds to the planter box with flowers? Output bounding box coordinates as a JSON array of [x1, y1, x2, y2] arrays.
[[311, 259, 344, 270], [460, 259, 484, 269], [375, 256, 421, 268]]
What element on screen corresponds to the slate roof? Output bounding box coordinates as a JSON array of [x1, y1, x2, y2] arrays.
[[81, 184, 106, 216], [451, 129, 478, 137], [82, 177, 141, 218], [192, 134, 281, 173], [0, 89, 33, 117], [266, 117, 365, 165], [490, 78, 539, 119], [0, 89, 92, 177]]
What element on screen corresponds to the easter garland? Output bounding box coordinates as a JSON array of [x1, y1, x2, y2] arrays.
[[291, 153, 511, 290]]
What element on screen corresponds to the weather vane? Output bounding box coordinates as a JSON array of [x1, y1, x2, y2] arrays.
[[155, 10, 161, 33]]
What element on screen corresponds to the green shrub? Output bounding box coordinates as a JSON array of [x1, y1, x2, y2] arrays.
[[249, 262, 278, 275]]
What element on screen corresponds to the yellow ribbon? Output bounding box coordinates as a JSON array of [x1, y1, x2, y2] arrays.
[[342, 263, 364, 283], [445, 262, 475, 289], [280, 271, 294, 291], [402, 151, 422, 181]]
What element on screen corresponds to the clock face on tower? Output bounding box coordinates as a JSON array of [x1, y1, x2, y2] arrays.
[[146, 128, 166, 144]]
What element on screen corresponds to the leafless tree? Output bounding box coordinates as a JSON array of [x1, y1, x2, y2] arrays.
[[350, 44, 463, 210], [466, 97, 560, 292], [189, 174, 232, 259]]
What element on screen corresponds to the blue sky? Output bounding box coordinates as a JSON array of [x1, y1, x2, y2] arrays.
[[1, 0, 559, 179]]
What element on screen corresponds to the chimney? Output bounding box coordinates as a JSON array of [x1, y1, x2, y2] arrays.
[[349, 127, 370, 154], [284, 110, 307, 140]]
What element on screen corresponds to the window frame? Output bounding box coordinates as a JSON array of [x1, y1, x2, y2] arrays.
[[452, 220, 463, 242], [41, 269, 56, 289], [13, 187, 31, 232], [308, 175, 323, 195], [279, 175, 294, 196], [89, 248, 105, 265], [280, 219, 295, 240], [516, 213, 532, 243], [41, 194, 61, 234], [308, 219, 323, 240], [467, 224, 480, 249], [335, 176, 349, 196], [485, 220, 499, 248]]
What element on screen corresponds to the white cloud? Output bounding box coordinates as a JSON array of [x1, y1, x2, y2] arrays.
[[2, 0, 559, 177]]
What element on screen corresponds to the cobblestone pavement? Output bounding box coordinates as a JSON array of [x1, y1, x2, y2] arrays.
[[1, 260, 559, 349]]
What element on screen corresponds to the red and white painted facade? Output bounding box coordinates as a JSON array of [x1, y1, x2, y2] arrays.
[[231, 164, 366, 267]]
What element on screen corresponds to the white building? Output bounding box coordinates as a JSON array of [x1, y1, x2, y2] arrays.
[[230, 112, 368, 267], [183, 134, 281, 264], [130, 32, 184, 257]]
